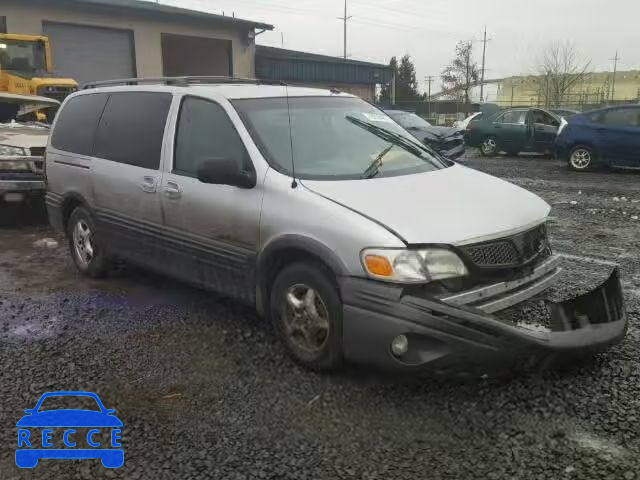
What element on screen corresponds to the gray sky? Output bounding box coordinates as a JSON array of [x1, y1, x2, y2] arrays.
[[164, 0, 637, 93]]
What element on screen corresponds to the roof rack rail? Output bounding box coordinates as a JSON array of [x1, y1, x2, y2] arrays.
[[82, 76, 287, 90]]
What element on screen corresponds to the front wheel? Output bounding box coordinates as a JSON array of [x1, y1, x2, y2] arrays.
[[568, 145, 594, 171], [270, 262, 344, 371], [480, 136, 498, 156]]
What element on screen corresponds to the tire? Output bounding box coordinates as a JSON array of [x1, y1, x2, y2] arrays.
[[66, 206, 109, 278], [270, 262, 344, 371], [480, 136, 498, 156], [568, 145, 594, 171]]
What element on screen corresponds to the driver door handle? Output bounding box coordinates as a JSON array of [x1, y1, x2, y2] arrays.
[[164, 180, 182, 199], [140, 176, 158, 193]]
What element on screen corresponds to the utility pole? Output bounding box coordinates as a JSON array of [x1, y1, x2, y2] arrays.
[[610, 51, 619, 102], [479, 25, 491, 103], [338, 0, 352, 60], [425, 75, 434, 119]]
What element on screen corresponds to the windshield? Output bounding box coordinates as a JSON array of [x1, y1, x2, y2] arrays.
[[0, 39, 46, 73], [232, 96, 448, 180], [387, 111, 432, 129], [37, 395, 101, 412]]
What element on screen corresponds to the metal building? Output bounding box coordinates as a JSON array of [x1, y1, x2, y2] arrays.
[[256, 46, 394, 102], [2, 0, 273, 86]]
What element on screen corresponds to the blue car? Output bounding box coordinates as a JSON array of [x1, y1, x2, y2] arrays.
[[555, 104, 640, 171], [15, 391, 123, 468]]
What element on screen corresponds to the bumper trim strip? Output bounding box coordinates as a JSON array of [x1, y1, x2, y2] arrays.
[[441, 256, 561, 309]]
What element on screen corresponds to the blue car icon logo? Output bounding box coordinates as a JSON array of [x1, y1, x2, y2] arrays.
[[15, 391, 123, 468]]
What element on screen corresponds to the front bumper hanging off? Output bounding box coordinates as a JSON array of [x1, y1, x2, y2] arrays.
[[340, 255, 626, 373]]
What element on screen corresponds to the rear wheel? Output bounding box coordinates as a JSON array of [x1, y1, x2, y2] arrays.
[[568, 145, 594, 171], [67, 207, 108, 277], [270, 262, 343, 371], [480, 136, 498, 156]]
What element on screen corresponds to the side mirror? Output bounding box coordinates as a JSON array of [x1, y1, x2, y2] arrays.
[[24, 409, 34, 414], [105, 409, 115, 414], [196, 157, 256, 189]]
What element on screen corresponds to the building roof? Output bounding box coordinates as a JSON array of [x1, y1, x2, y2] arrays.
[[44, 0, 274, 31], [256, 46, 392, 69], [256, 46, 394, 85]]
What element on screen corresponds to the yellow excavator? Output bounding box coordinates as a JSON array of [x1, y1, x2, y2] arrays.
[[0, 34, 77, 119]]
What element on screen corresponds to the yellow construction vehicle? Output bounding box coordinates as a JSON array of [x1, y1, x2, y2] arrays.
[[0, 34, 78, 106]]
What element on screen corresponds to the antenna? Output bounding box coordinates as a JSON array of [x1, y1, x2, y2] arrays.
[[284, 84, 297, 188]]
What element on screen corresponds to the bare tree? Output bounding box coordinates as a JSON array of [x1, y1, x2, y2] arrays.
[[441, 41, 480, 104], [533, 42, 591, 107]]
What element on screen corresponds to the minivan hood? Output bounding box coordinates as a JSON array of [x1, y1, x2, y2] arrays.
[[302, 164, 550, 245]]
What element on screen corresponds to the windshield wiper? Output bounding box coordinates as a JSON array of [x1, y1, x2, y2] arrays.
[[345, 115, 426, 157], [361, 143, 394, 179]]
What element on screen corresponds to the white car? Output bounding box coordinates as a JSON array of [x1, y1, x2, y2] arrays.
[[0, 93, 58, 204]]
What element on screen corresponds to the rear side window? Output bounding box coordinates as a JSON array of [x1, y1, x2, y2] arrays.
[[601, 108, 640, 127], [173, 96, 249, 177], [51, 93, 108, 155], [500, 110, 526, 124], [94, 92, 172, 170]]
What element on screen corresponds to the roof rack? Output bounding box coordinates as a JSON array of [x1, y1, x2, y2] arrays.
[[82, 76, 287, 90]]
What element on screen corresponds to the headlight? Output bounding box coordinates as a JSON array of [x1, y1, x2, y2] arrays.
[[0, 160, 31, 171], [361, 248, 468, 284], [0, 145, 27, 156]]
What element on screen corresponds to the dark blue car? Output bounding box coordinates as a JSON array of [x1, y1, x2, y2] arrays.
[[15, 391, 123, 468], [555, 104, 640, 171]]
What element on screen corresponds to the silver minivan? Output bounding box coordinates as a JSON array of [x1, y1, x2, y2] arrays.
[[45, 77, 626, 373]]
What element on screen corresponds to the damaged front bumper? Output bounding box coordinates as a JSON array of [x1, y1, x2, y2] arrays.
[[0, 155, 46, 202], [340, 254, 626, 373]]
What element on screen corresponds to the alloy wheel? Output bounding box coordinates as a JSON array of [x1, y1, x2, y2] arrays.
[[570, 148, 591, 169], [482, 138, 497, 155], [283, 284, 331, 353], [72, 219, 94, 268]]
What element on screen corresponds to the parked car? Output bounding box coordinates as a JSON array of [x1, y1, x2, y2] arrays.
[[385, 109, 465, 160], [466, 107, 563, 156], [46, 78, 625, 373], [0, 93, 58, 205], [453, 111, 483, 131], [556, 104, 640, 171]]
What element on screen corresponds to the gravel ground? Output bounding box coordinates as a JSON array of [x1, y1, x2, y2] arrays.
[[1, 154, 640, 479]]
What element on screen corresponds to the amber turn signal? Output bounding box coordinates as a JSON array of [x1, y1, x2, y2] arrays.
[[364, 254, 393, 277]]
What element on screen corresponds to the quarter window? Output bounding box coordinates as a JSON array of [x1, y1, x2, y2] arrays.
[[497, 110, 526, 124], [174, 97, 250, 177], [93, 92, 172, 170], [50, 93, 109, 156]]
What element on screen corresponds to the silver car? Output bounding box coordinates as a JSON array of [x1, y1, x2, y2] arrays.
[[0, 93, 57, 204], [45, 78, 625, 373]]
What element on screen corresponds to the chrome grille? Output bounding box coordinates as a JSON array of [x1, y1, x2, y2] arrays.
[[463, 240, 519, 267], [461, 224, 549, 268]]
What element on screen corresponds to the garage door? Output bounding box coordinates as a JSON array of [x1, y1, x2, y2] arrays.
[[43, 22, 135, 87]]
